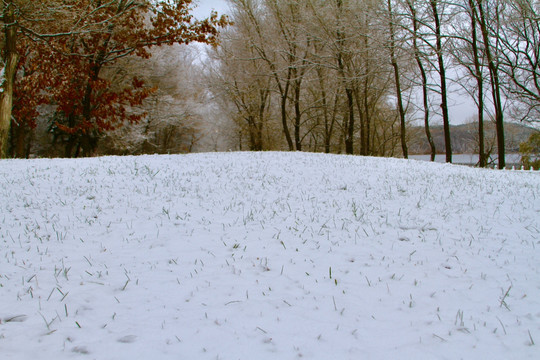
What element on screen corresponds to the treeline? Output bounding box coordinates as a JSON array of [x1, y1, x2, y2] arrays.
[[0, 0, 228, 158], [1, 1, 538, 167], [208, 0, 539, 168]]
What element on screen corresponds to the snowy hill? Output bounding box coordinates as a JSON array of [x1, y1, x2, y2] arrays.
[[1, 152, 539, 359]]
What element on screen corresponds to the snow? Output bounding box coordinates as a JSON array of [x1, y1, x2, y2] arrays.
[[1, 152, 539, 359]]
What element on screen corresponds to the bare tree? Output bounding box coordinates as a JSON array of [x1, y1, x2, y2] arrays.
[[229, 0, 296, 150], [208, 26, 273, 151], [309, 42, 342, 153], [307, 0, 396, 155], [474, 0, 505, 168], [405, 0, 436, 161], [353, 1, 394, 156], [266, 0, 313, 151], [449, 0, 488, 167], [429, 0, 452, 163], [466, 0, 488, 167], [386, 0, 409, 158], [498, 0, 540, 123], [209, 0, 402, 155]]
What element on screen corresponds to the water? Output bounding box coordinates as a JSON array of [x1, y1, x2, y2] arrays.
[[409, 153, 523, 167]]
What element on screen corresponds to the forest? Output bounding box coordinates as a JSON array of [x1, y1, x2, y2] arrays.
[[1, 0, 539, 168]]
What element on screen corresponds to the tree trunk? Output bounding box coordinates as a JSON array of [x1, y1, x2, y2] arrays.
[[256, 89, 268, 151], [361, 19, 370, 156], [391, 61, 408, 159], [280, 71, 294, 151], [354, 88, 366, 155], [0, 1, 19, 158], [476, 0, 505, 169], [468, 0, 486, 167], [247, 116, 258, 150], [430, 0, 452, 163], [293, 75, 302, 151], [316, 66, 332, 154], [336, 0, 355, 155], [387, 0, 408, 159], [10, 121, 32, 158], [363, 76, 371, 155], [344, 88, 355, 154], [407, 0, 435, 161]]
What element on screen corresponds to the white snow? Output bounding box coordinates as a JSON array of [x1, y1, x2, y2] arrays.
[[1, 152, 539, 359]]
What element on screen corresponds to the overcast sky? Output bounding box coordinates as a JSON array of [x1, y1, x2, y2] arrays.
[[192, 0, 230, 19]]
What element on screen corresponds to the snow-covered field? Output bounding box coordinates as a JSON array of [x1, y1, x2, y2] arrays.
[[1, 152, 539, 359]]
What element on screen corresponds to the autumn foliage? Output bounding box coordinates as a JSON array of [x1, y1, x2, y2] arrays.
[[7, 0, 229, 157]]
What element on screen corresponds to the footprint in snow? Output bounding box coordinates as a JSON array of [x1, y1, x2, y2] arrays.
[[117, 335, 137, 343], [72, 346, 90, 354]]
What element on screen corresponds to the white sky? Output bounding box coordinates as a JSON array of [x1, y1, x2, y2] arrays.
[[192, 0, 230, 19]]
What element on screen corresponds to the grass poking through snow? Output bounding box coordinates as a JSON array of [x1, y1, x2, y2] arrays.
[[0, 152, 539, 359]]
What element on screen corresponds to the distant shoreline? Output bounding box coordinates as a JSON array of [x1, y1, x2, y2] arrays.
[[410, 153, 523, 167]]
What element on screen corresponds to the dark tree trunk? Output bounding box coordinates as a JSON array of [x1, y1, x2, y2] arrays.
[[407, 0, 436, 161], [354, 88, 366, 155], [364, 76, 371, 155], [65, 137, 77, 158], [256, 89, 268, 151], [391, 62, 408, 159], [280, 72, 294, 151], [336, 0, 355, 155], [344, 88, 355, 154], [316, 66, 333, 154], [293, 75, 302, 151], [247, 116, 260, 151], [388, 0, 408, 159], [476, 0, 505, 168], [10, 121, 32, 158], [75, 22, 115, 158], [361, 19, 370, 156], [430, 0, 452, 163], [468, 0, 486, 167], [0, 1, 19, 158]]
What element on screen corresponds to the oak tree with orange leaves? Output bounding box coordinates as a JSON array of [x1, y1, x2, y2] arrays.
[[1, 0, 229, 157], [2, 0, 95, 157]]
